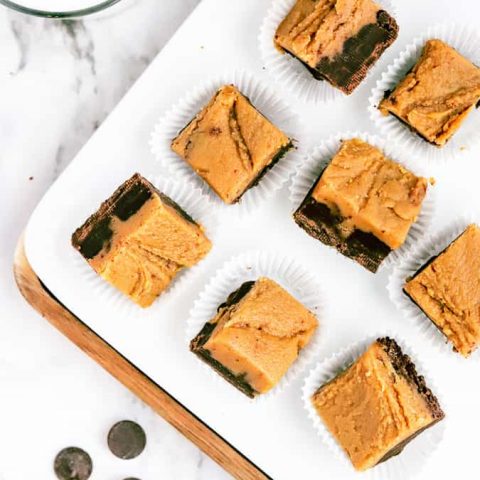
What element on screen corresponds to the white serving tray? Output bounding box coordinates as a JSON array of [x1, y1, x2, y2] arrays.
[[24, 0, 480, 478]]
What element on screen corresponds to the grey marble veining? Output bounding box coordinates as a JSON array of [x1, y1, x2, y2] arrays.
[[0, 1, 229, 478]]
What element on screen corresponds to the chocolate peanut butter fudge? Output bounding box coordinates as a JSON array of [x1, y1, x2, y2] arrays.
[[312, 337, 444, 471], [294, 139, 428, 272], [404, 224, 480, 357], [380, 39, 480, 146], [275, 0, 398, 94], [171, 85, 292, 204], [72, 174, 211, 308], [190, 277, 318, 398]]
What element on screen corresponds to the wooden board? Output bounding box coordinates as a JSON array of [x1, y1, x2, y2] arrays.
[[13, 237, 270, 480]]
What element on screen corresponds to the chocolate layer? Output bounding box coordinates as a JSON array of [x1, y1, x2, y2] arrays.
[[376, 337, 445, 464], [311, 11, 398, 94], [190, 281, 257, 398], [72, 173, 197, 260], [293, 176, 391, 272]]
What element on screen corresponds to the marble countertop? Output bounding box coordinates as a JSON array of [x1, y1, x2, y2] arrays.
[[0, 1, 229, 478]]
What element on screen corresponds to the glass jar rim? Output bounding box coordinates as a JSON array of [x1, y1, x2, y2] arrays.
[[0, 0, 122, 18]]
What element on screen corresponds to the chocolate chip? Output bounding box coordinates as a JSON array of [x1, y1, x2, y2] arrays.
[[107, 420, 146, 460], [54, 447, 93, 480]]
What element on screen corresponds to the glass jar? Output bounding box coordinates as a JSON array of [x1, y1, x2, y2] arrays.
[[0, 0, 122, 18]]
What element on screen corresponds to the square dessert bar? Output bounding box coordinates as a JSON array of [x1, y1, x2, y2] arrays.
[[171, 85, 292, 204], [190, 277, 318, 398], [294, 138, 428, 273], [312, 337, 444, 471], [275, 0, 398, 94], [380, 39, 480, 146], [404, 224, 480, 357], [72, 173, 211, 308]]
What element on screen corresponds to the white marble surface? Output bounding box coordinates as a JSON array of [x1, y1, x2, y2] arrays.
[[0, 1, 229, 478]]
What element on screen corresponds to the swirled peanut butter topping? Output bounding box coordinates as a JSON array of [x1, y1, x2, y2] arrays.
[[312, 138, 427, 250], [380, 39, 480, 146], [204, 277, 318, 394], [312, 340, 439, 471], [171, 85, 290, 204], [404, 224, 480, 357]]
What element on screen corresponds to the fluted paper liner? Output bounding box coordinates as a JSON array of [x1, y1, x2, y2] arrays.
[[259, 0, 397, 104], [71, 175, 217, 319], [369, 23, 480, 167], [302, 335, 446, 479], [186, 250, 325, 400], [150, 70, 303, 215], [289, 132, 436, 270], [387, 214, 480, 357]]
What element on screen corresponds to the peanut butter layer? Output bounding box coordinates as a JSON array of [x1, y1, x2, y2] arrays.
[[72, 174, 211, 308], [404, 224, 480, 357], [171, 85, 291, 204], [194, 278, 318, 396], [274, 0, 398, 94], [312, 338, 444, 471], [380, 39, 480, 146], [312, 138, 427, 250]]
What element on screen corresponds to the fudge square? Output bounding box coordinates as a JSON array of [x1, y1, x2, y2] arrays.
[[171, 85, 292, 204], [190, 277, 318, 398], [72, 173, 211, 308], [312, 337, 444, 471], [404, 224, 480, 357], [294, 138, 428, 272], [275, 0, 398, 94], [380, 39, 480, 146]]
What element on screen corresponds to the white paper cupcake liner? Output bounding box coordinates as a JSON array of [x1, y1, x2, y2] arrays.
[[259, 0, 397, 104], [387, 214, 480, 357], [369, 23, 480, 167], [71, 175, 217, 319], [302, 334, 446, 480], [150, 70, 303, 216], [288, 132, 436, 270], [186, 250, 326, 400]]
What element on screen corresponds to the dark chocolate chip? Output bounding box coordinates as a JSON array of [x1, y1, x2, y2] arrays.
[[54, 447, 93, 480], [107, 420, 146, 460]]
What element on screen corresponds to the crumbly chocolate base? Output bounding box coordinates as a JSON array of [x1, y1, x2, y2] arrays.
[[232, 141, 293, 203], [293, 174, 391, 273], [378, 337, 444, 419], [376, 337, 445, 464], [287, 11, 398, 94], [190, 281, 258, 398], [72, 173, 197, 260]]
